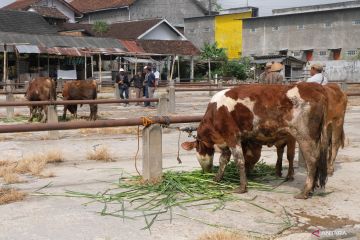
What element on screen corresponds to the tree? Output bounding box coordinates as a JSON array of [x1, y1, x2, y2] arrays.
[[200, 42, 227, 81], [92, 21, 109, 37]]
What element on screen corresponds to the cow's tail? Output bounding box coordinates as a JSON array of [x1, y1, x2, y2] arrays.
[[340, 125, 346, 148], [314, 105, 330, 189]]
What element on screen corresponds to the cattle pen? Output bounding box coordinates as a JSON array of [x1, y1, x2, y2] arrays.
[[1, 81, 360, 240]]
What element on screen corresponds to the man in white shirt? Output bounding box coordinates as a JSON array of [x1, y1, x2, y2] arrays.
[[307, 63, 328, 85], [153, 67, 160, 86]]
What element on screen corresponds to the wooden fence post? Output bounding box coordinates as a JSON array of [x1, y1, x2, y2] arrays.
[[142, 124, 162, 181]]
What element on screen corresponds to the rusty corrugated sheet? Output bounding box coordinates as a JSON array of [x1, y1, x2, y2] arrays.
[[119, 40, 145, 53]]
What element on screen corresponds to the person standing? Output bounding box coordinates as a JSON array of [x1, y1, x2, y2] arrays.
[[130, 71, 144, 106], [144, 66, 156, 107], [265, 62, 284, 84], [116, 68, 130, 103], [259, 62, 272, 83], [306, 63, 328, 85]]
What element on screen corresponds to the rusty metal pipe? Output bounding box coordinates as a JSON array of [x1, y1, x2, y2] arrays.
[[0, 98, 159, 107], [174, 88, 228, 92], [0, 115, 204, 134]]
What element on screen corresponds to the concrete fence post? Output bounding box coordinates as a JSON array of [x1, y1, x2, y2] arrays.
[[142, 124, 163, 181], [209, 80, 215, 97], [114, 83, 120, 99], [6, 80, 14, 119], [24, 81, 30, 92], [341, 81, 348, 91], [47, 105, 59, 139], [157, 91, 168, 116], [168, 81, 176, 113]]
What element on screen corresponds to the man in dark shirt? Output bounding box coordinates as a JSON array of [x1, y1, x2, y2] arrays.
[[144, 66, 156, 107], [116, 68, 130, 102], [130, 71, 144, 106]]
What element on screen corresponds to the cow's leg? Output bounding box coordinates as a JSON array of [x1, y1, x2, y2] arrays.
[[285, 138, 296, 181], [62, 105, 67, 120], [275, 143, 285, 178], [231, 145, 247, 194], [28, 106, 35, 122], [243, 142, 262, 175], [214, 147, 231, 182], [89, 104, 97, 121], [295, 140, 317, 199], [328, 121, 343, 175]]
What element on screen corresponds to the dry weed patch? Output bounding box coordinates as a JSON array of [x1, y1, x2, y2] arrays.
[[0, 188, 27, 205], [87, 146, 114, 162], [80, 127, 139, 136], [199, 231, 249, 240]]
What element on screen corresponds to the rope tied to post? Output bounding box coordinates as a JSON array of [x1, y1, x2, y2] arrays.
[[141, 116, 155, 127]]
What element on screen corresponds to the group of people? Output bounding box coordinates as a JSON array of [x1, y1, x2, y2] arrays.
[[115, 66, 160, 107], [259, 62, 328, 85]]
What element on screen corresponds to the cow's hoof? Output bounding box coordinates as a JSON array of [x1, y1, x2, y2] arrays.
[[285, 176, 295, 182], [213, 175, 222, 182], [234, 187, 247, 194], [294, 193, 308, 199]]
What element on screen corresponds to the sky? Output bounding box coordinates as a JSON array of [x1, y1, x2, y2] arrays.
[[0, 0, 356, 16]]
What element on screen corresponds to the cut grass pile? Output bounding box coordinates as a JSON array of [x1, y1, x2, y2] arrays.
[[80, 127, 139, 136], [38, 161, 289, 231], [198, 231, 249, 240], [0, 188, 27, 205]]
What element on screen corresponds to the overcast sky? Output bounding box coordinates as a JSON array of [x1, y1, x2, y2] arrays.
[[0, 0, 356, 16]]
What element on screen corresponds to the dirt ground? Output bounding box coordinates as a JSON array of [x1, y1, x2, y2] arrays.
[[0, 88, 360, 240]]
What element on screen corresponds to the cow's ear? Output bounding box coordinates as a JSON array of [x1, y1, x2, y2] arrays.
[[181, 141, 197, 151]]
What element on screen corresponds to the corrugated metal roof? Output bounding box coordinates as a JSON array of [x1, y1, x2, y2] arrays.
[[123, 57, 158, 64], [15, 44, 41, 53], [0, 31, 125, 50]]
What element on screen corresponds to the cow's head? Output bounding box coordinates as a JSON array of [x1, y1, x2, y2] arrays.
[[181, 140, 215, 173]]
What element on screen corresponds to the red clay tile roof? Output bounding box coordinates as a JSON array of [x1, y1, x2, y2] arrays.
[[69, 0, 135, 13], [119, 40, 145, 53], [138, 40, 200, 56], [2, 0, 40, 10], [59, 19, 163, 39], [31, 6, 68, 20]]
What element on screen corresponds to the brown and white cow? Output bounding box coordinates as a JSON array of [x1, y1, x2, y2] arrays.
[[25, 77, 56, 123], [62, 80, 97, 121], [182, 83, 330, 199]]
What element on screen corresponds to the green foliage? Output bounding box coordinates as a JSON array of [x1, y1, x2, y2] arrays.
[[221, 57, 252, 80], [92, 21, 109, 36], [200, 42, 227, 62]]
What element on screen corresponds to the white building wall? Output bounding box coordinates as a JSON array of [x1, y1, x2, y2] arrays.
[[141, 23, 183, 40]]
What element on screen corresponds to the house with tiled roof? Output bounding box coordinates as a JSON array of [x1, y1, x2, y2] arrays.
[[2, 0, 82, 24], [68, 0, 216, 27], [58, 18, 199, 56]]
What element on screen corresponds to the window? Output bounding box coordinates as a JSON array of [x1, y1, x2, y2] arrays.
[[188, 28, 195, 34], [319, 51, 327, 56], [352, 20, 360, 25], [293, 52, 301, 57], [250, 28, 256, 33], [203, 27, 210, 33], [324, 22, 332, 28], [297, 24, 305, 30], [346, 50, 358, 56], [272, 26, 279, 31]]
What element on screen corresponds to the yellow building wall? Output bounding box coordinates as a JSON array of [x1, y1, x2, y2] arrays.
[[215, 11, 252, 60]]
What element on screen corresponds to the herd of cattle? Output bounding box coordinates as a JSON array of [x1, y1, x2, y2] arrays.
[[182, 82, 347, 199], [25, 77, 98, 122], [24, 78, 347, 199]]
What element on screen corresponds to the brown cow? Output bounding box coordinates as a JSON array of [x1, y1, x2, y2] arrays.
[[62, 80, 97, 121], [182, 83, 330, 199], [25, 77, 56, 123]]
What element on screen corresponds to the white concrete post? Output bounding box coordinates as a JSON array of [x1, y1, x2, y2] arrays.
[[341, 81, 348, 91], [114, 83, 120, 99], [6, 80, 14, 119], [168, 81, 176, 113], [190, 56, 194, 82], [209, 80, 215, 97], [157, 91, 168, 116], [142, 124, 163, 181], [47, 105, 59, 139]]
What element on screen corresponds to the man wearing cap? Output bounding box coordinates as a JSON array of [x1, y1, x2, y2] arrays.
[[259, 62, 272, 83], [265, 62, 284, 84], [307, 63, 328, 85], [116, 68, 130, 102]]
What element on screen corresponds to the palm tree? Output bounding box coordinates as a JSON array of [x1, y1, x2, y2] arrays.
[[92, 21, 109, 37], [200, 42, 227, 81]]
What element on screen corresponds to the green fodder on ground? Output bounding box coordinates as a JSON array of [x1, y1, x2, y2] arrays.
[[43, 161, 285, 231]]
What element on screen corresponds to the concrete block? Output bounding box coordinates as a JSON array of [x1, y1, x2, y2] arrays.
[[341, 82, 348, 91], [47, 105, 59, 139], [168, 81, 176, 113], [142, 124, 163, 181], [157, 91, 168, 116], [6, 80, 14, 119]]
